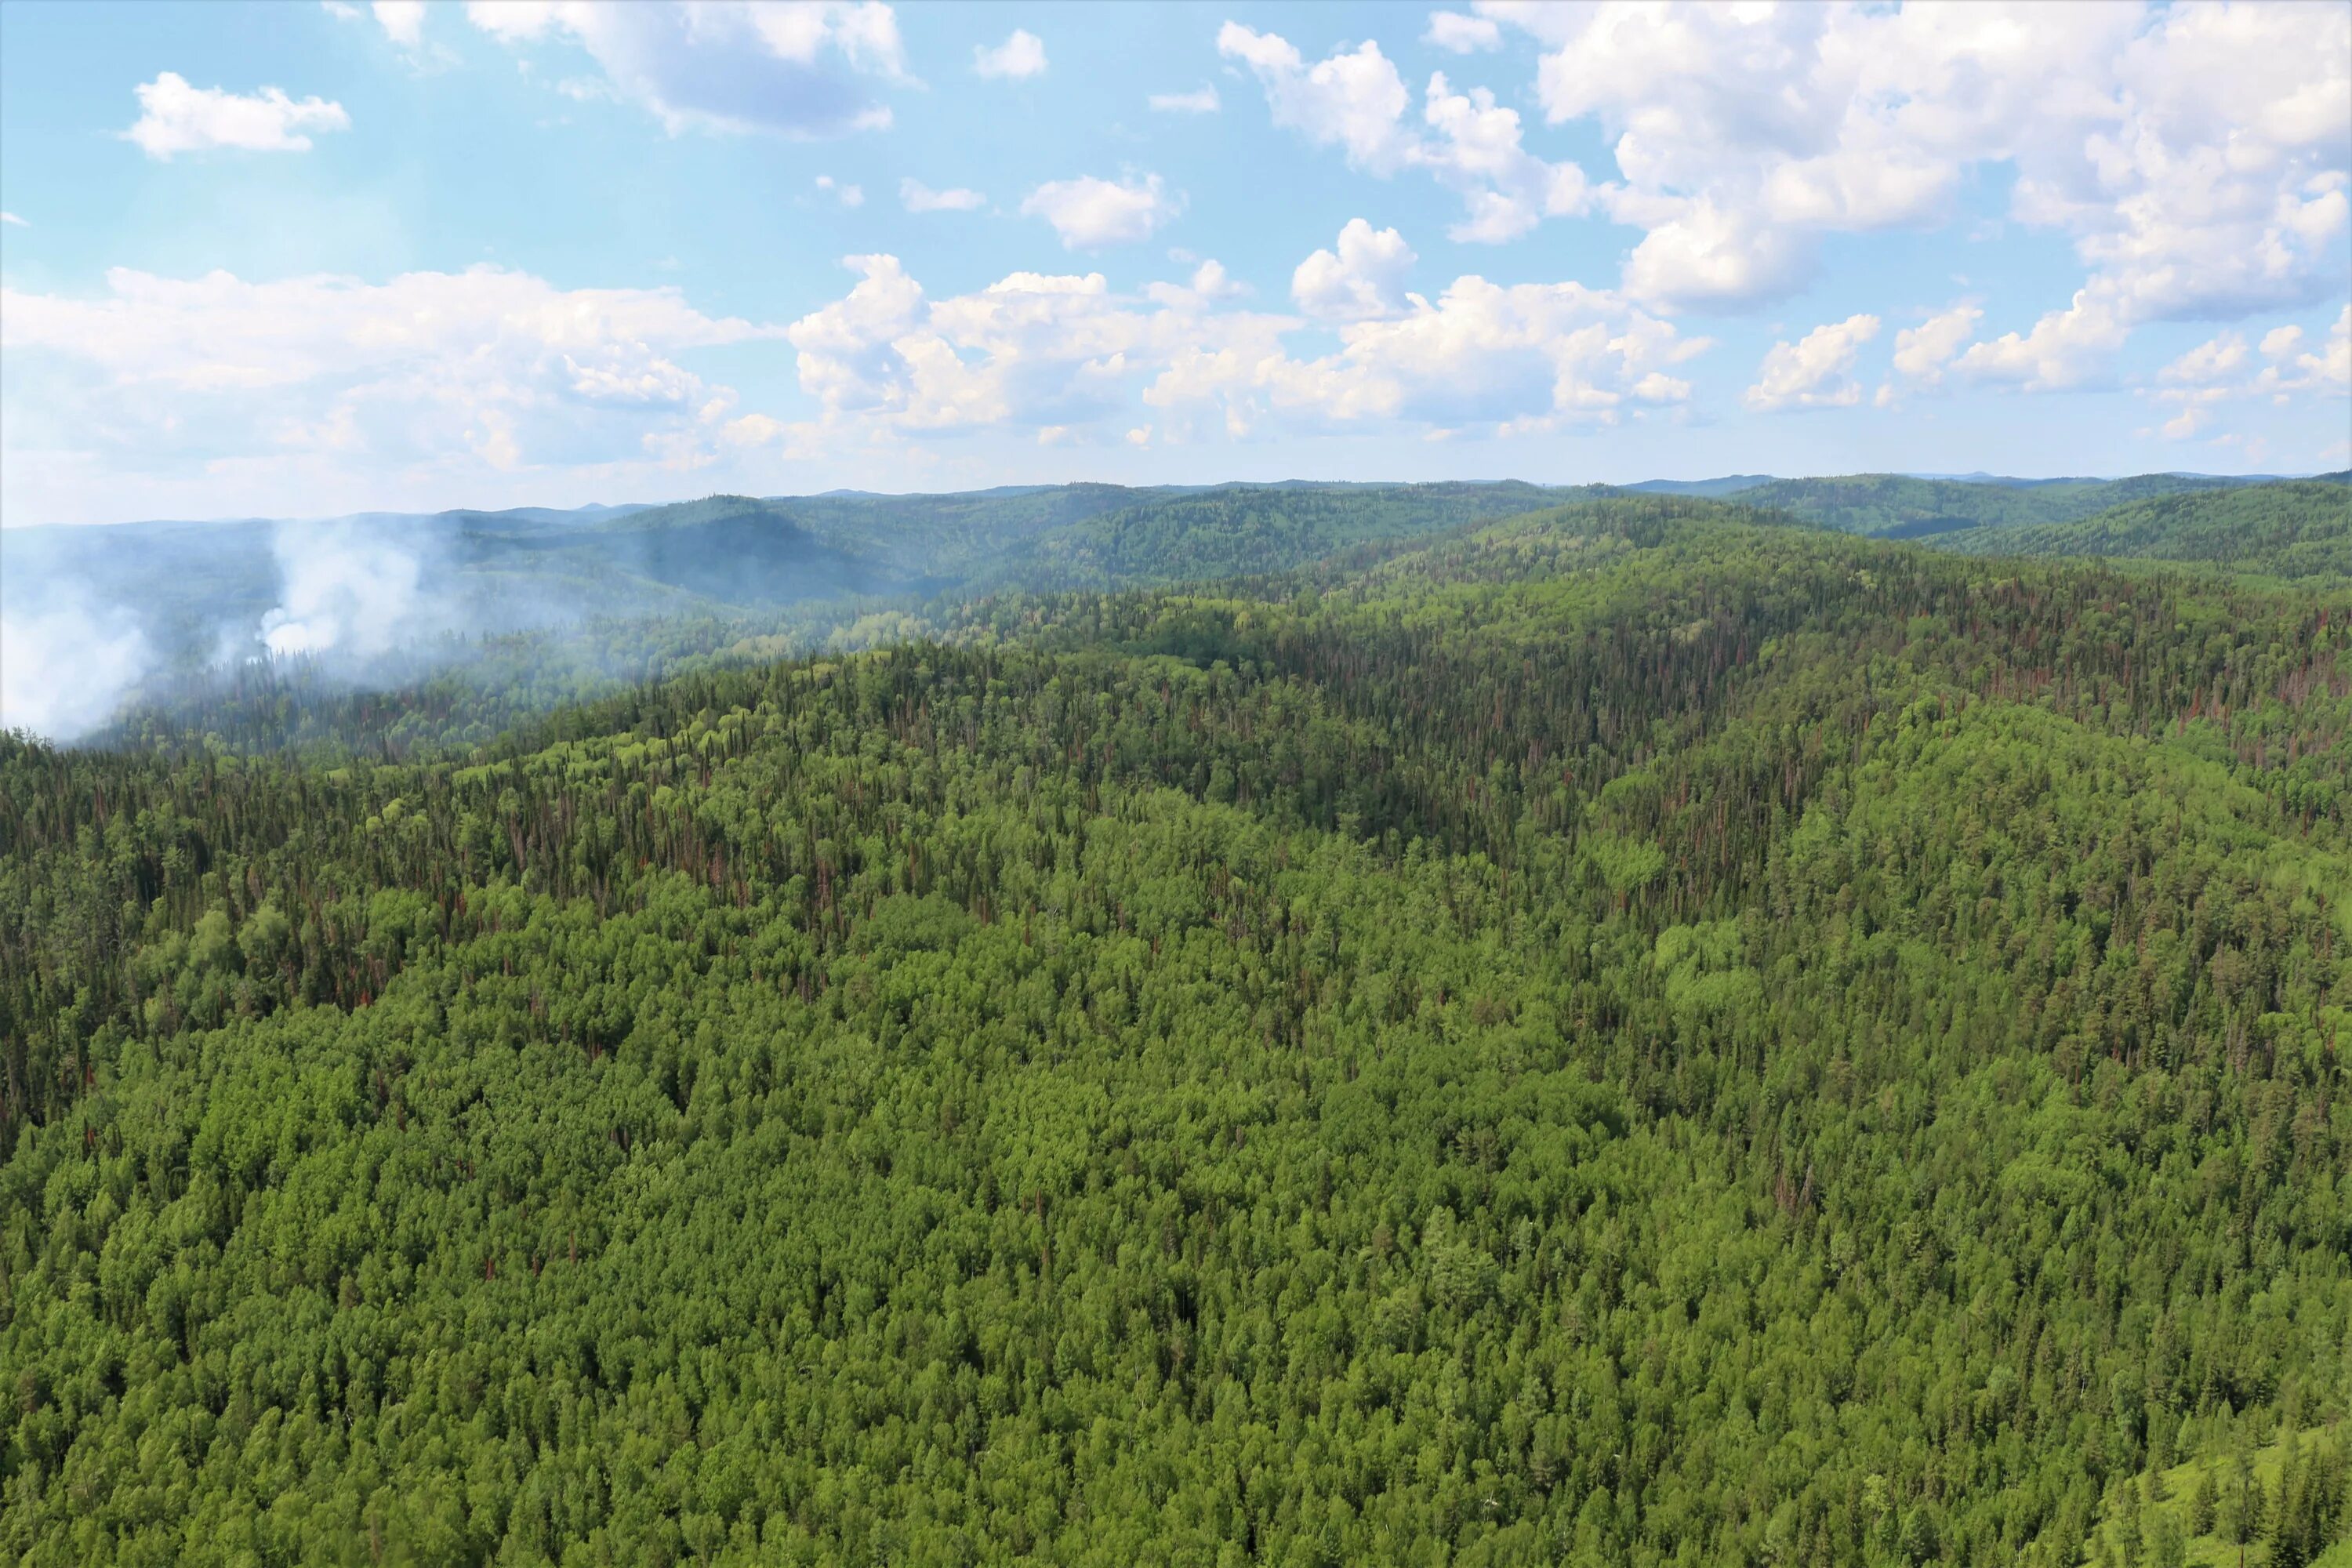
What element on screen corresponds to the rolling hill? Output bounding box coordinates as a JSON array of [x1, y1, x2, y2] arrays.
[[1933, 478, 2351, 583], [1733, 472, 2267, 538], [5, 495, 2346, 1564]]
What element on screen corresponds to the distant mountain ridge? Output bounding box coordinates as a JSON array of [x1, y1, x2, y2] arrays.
[[1617, 475, 1777, 497], [1715, 471, 2288, 539], [1932, 477, 2350, 582], [10, 471, 2343, 700]]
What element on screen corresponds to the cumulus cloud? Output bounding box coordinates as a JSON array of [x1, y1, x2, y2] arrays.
[[2300, 306, 2352, 393], [1293, 220, 1417, 321], [463, 0, 906, 137], [0, 265, 777, 521], [1419, 71, 1594, 243], [1219, 24, 1592, 245], [901, 178, 985, 212], [1619, 201, 1813, 313], [1425, 12, 1501, 54], [1171, 273, 1703, 437], [815, 173, 864, 207], [1476, 0, 2350, 335], [371, 0, 426, 46], [1889, 303, 1983, 390], [766, 249, 1706, 457], [124, 72, 350, 158], [1147, 260, 1246, 310], [1744, 314, 1880, 412], [1952, 289, 2129, 392], [1218, 24, 1414, 172], [974, 28, 1046, 79], [2159, 332, 2251, 392], [2144, 304, 2351, 437], [1022, 174, 1181, 249], [1149, 85, 1219, 114]]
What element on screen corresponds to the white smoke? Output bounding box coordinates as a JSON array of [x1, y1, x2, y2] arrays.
[[260, 521, 430, 659], [0, 582, 153, 742]]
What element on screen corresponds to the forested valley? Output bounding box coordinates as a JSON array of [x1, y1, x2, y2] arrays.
[[5, 489, 2351, 1566]]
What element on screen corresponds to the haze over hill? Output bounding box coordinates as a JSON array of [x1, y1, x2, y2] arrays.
[[5, 472, 2346, 747]]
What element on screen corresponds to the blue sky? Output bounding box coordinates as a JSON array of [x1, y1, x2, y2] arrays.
[[1, 0, 2346, 524]]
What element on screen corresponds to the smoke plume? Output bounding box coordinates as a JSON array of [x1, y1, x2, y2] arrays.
[[0, 582, 153, 742], [259, 521, 432, 659]]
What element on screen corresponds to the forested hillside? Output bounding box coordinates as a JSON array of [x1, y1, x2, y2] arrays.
[[971, 481, 1563, 591], [16, 474, 2333, 752], [5, 483, 1555, 706], [5, 495, 2347, 1566], [1735, 473, 2263, 539], [1615, 475, 1773, 498], [1934, 481, 2350, 583]]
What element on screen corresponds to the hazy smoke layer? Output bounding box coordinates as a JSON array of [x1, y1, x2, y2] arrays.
[[260, 521, 430, 659], [0, 583, 153, 742]]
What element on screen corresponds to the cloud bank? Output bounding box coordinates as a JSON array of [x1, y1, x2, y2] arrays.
[[2, 264, 775, 523], [463, 0, 907, 136], [1230, 1, 2348, 357], [757, 238, 1704, 457]]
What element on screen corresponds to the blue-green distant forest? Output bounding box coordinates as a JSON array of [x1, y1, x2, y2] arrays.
[[3, 474, 2350, 1566]]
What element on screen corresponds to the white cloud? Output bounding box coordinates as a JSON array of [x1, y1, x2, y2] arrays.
[[901, 178, 985, 213], [1419, 71, 1592, 242], [815, 174, 865, 207], [1619, 201, 1812, 313], [2144, 305, 2351, 437], [0, 265, 777, 521], [1149, 85, 1220, 114], [771, 249, 1707, 456], [2158, 332, 2250, 391], [1474, 0, 2350, 329], [463, 0, 906, 137], [1293, 219, 1416, 321], [1887, 302, 1983, 391], [0, 212, 26, 227], [1022, 174, 1181, 249], [2302, 306, 2352, 393], [124, 72, 350, 158], [1425, 12, 1501, 53], [1189, 273, 1704, 437], [2160, 406, 2211, 441], [1218, 23, 1414, 173], [1216, 5, 2347, 350], [1952, 289, 2129, 392], [1220, 24, 1593, 245], [372, 0, 426, 46], [974, 28, 1046, 79], [1147, 260, 1247, 310], [320, 1, 361, 20], [785, 256, 1119, 436], [1744, 314, 1881, 412]]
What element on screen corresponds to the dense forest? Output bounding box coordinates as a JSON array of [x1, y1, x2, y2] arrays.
[[1934, 481, 2351, 584], [1722, 473, 2293, 540], [4, 492, 2347, 1565]]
